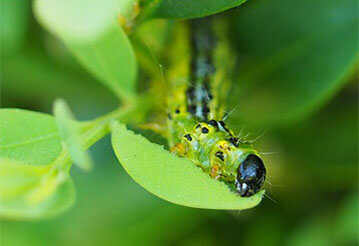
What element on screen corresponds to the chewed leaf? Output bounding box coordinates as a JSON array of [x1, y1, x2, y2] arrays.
[[0, 109, 62, 165], [53, 99, 93, 171], [0, 158, 75, 219], [111, 122, 264, 210]]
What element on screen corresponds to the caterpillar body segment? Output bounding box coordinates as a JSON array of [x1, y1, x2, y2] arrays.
[[166, 18, 266, 197]]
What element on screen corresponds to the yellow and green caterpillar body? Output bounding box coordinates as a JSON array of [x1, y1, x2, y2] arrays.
[[166, 18, 266, 197]]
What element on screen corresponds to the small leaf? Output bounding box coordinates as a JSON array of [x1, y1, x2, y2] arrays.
[[53, 99, 93, 171], [34, 0, 137, 99], [33, 0, 134, 42], [0, 158, 75, 219], [0, 109, 62, 165], [66, 25, 137, 99], [146, 0, 248, 19], [111, 122, 263, 210]]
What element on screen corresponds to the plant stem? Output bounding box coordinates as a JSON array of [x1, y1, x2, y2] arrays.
[[55, 95, 149, 171]]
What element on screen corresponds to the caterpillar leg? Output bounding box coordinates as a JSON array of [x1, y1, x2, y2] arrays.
[[170, 143, 186, 156], [210, 164, 221, 179]]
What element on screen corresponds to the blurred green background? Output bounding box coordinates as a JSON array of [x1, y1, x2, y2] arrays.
[[1, 0, 358, 245]]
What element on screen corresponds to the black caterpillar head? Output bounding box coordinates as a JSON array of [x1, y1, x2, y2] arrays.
[[235, 154, 266, 197]]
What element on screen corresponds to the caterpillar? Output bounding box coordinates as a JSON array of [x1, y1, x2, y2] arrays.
[[165, 17, 266, 197]]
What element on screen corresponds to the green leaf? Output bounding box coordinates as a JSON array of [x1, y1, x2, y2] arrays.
[[0, 0, 29, 56], [146, 0, 248, 19], [0, 109, 76, 218], [111, 122, 263, 210], [33, 0, 133, 42], [230, 0, 358, 126], [0, 158, 75, 219], [66, 26, 137, 99], [53, 99, 93, 171], [0, 109, 62, 165], [34, 0, 137, 99]]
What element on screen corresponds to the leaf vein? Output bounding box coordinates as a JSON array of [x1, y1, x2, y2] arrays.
[[0, 132, 60, 150]]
